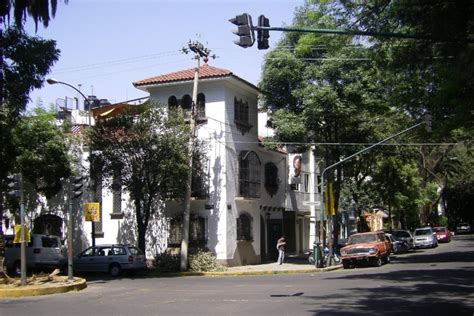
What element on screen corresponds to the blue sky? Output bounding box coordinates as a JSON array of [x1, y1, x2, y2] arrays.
[[25, 0, 303, 109]]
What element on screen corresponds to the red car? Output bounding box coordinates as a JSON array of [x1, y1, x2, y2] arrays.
[[433, 226, 451, 243]]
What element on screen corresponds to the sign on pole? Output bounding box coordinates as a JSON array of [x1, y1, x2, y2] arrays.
[[84, 202, 100, 222], [302, 200, 321, 207]]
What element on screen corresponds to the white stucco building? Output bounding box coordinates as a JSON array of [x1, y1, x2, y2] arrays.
[[3, 64, 323, 266]]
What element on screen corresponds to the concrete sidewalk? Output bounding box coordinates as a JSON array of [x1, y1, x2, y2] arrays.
[[176, 255, 342, 277]]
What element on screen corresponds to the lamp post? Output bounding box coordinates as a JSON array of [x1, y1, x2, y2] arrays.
[[47, 78, 94, 280]]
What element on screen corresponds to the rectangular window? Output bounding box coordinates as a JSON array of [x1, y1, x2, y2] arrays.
[[168, 216, 207, 246], [111, 167, 124, 219], [234, 97, 249, 123], [304, 174, 310, 193], [41, 237, 59, 248]]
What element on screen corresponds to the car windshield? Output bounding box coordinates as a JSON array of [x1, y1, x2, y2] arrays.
[[433, 227, 445, 232], [392, 231, 410, 238], [128, 247, 143, 256], [348, 234, 377, 244], [415, 229, 432, 236]]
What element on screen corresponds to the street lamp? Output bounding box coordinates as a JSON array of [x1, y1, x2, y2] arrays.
[[47, 78, 90, 112], [47, 78, 93, 281]]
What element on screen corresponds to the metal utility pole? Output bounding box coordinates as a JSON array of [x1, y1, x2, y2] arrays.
[[179, 41, 213, 271]]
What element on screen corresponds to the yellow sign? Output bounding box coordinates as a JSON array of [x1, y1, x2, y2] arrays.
[[84, 202, 100, 222], [13, 224, 31, 243], [325, 182, 336, 216]]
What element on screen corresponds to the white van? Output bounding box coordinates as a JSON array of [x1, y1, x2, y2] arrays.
[[4, 234, 65, 275]]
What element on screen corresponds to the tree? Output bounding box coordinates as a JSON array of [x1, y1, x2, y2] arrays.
[[260, 1, 393, 244], [0, 0, 67, 277], [261, 0, 473, 231], [0, 27, 59, 208], [13, 107, 72, 199], [89, 105, 202, 254]]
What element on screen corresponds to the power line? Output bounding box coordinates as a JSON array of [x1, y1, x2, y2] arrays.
[[53, 50, 182, 74]]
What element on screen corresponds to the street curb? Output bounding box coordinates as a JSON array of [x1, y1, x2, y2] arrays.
[[151, 264, 342, 277], [0, 277, 87, 298]]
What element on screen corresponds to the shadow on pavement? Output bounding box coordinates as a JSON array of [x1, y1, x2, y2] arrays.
[[299, 245, 474, 316]]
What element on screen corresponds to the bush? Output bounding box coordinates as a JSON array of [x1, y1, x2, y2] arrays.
[[155, 252, 180, 272], [189, 249, 227, 272]]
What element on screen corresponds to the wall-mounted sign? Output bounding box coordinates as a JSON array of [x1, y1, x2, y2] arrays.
[[293, 155, 302, 177]]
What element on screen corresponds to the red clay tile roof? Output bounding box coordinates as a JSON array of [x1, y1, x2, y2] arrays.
[[133, 64, 258, 91]]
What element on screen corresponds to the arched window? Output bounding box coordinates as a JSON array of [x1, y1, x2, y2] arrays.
[[239, 151, 261, 198], [264, 162, 279, 197], [197, 93, 206, 118], [181, 94, 192, 111], [236, 213, 252, 241], [168, 96, 178, 110]]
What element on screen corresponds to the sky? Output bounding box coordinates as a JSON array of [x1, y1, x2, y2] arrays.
[[24, 0, 303, 109]]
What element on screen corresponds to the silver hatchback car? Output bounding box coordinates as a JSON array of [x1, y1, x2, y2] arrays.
[[64, 244, 147, 276], [413, 227, 438, 249]]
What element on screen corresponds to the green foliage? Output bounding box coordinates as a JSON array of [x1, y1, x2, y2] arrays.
[[2, 27, 59, 116], [0, 0, 68, 30], [260, 0, 474, 228], [154, 252, 180, 272], [189, 249, 227, 272], [0, 27, 59, 186], [12, 107, 72, 198]]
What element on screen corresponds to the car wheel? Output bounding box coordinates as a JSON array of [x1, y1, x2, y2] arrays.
[[383, 255, 390, 264], [342, 260, 350, 269], [60, 263, 68, 275], [373, 256, 382, 267], [109, 264, 122, 277]]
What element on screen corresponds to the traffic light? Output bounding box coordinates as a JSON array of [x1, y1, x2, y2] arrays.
[[257, 15, 270, 50], [424, 113, 432, 133], [72, 176, 84, 199], [229, 13, 255, 48], [6, 174, 22, 199]]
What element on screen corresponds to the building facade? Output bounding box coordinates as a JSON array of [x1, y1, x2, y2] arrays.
[[2, 64, 324, 266]]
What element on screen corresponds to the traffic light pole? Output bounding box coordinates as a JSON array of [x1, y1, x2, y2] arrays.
[[67, 197, 73, 280], [230, 13, 474, 50], [19, 190, 26, 286]]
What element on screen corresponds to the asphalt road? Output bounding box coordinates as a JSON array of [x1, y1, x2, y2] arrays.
[[1, 234, 473, 316]]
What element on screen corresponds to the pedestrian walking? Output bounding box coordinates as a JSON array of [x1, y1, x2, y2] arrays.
[[276, 236, 286, 265]]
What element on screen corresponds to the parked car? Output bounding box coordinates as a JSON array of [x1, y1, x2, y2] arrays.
[[385, 233, 410, 254], [433, 226, 451, 243], [340, 231, 391, 269], [413, 227, 438, 248], [390, 229, 415, 250], [4, 234, 65, 275], [456, 223, 471, 234], [61, 244, 147, 277]]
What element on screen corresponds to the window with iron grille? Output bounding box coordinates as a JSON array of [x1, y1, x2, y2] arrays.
[[264, 162, 279, 197], [111, 167, 123, 219], [239, 151, 261, 198], [196, 93, 206, 119], [168, 215, 207, 247], [234, 97, 249, 123], [234, 97, 252, 134], [168, 94, 206, 121], [236, 213, 252, 241]]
